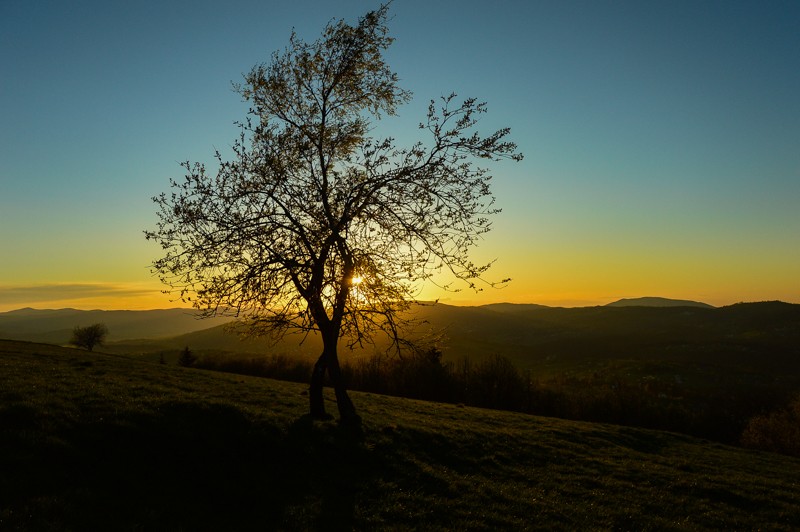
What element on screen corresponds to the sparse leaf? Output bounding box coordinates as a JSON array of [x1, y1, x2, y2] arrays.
[[145, 4, 521, 419]]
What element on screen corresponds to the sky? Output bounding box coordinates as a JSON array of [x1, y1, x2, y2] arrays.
[[1, 0, 799, 311]]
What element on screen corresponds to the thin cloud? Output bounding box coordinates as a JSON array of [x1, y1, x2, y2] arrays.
[[0, 283, 172, 310]]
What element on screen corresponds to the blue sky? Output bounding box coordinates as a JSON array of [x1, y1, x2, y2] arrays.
[[1, 0, 798, 310]]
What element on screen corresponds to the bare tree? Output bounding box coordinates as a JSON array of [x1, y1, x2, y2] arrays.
[[70, 323, 108, 352], [146, 5, 521, 423]]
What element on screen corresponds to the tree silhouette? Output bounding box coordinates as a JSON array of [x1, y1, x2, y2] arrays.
[[70, 323, 108, 352], [146, 5, 521, 422], [177, 346, 197, 367]]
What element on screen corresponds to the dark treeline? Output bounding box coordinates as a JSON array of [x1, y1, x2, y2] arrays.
[[192, 348, 800, 457]]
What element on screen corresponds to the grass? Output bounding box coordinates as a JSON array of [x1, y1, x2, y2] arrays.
[[2, 339, 800, 530]]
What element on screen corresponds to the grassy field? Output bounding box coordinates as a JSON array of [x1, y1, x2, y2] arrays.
[[2, 339, 799, 530]]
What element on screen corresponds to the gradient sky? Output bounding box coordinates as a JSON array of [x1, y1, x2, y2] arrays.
[[1, 0, 799, 311]]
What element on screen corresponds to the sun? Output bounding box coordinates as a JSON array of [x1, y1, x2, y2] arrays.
[[351, 276, 364, 285]]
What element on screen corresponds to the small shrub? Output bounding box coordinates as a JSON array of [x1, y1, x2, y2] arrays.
[[178, 346, 197, 367], [741, 394, 800, 457]]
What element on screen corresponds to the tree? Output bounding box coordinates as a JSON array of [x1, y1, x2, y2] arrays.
[[70, 323, 108, 352], [145, 5, 521, 423], [177, 346, 197, 367]]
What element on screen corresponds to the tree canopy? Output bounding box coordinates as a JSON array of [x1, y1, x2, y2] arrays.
[[70, 323, 108, 352], [146, 4, 521, 421]]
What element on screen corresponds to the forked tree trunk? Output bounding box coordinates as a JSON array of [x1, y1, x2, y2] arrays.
[[308, 326, 360, 424], [326, 348, 359, 424]]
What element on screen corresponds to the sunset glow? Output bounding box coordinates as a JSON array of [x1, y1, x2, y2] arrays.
[[1, 1, 798, 312]]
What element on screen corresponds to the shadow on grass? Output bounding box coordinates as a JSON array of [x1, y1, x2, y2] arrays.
[[1, 403, 374, 530]]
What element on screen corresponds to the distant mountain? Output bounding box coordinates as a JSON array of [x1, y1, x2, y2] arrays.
[[479, 303, 551, 313], [0, 308, 235, 344], [6, 302, 800, 381], [606, 297, 714, 309]]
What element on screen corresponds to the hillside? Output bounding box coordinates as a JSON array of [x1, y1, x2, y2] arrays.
[[0, 307, 235, 344], [2, 339, 799, 530], [423, 301, 800, 375], [6, 302, 800, 403], [606, 296, 714, 308], [125, 301, 800, 446]]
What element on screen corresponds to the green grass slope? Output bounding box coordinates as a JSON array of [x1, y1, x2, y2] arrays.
[[2, 339, 799, 530]]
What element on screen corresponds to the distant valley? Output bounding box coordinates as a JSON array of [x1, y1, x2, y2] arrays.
[[4, 298, 800, 446], [2, 298, 798, 379], [0, 296, 712, 351]]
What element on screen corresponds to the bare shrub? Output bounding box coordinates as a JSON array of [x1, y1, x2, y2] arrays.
[[70, 323, 108, 352], [741, 394, 800, 457]]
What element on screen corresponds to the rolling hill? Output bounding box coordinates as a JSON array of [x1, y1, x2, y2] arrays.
[[606, 296, 715, 308], [4, 301, 799, 380], [0, 307, 235, 344], [2, 339, 799, 530]]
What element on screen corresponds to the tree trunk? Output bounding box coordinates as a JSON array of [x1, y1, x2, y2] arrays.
[[327, 349, 359, 424], [309, 352, 329, 419], [319, 326, 360, 425]]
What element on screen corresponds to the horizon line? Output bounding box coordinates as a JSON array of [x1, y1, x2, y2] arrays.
[[3, 298, 799, 314]]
